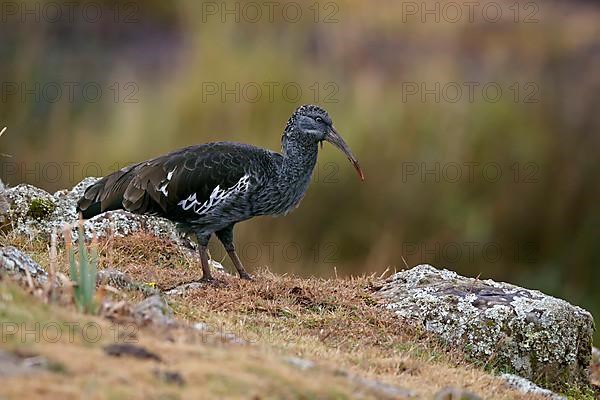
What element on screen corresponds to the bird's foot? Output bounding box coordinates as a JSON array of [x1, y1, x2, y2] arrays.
[[200, 274, 216, 283], [200, 275, 228, 287], [238, 271, 253, 280]]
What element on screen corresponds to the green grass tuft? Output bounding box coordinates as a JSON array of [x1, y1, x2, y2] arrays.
[[69, 224, 98, 314]]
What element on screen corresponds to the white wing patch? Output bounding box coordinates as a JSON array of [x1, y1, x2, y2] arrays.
[[178, 174, 251, 215], [167, 168, 176, 180], [158, 167, 177, 197]]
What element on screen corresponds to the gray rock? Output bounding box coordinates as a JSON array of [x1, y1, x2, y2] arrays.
[[377, 265, 594, 391], [284, 356, 315, 371], [82, 210, 181, 242], [192, 322, 211, 332], [434, 387, 482, 400], [0, 179, 9, 224], [500, 373, 566, 399], [338, 370, 416, 398], [4, 178, 182, 244], [3, 183, 56, 239], [0, 350, 47, 377], [0, 246, 48, 284], [191, 321, 246, 345], [4, 180, 229, 279], [97, 268, 135, 290], [97, 269, 161, 297], [164, 275, 228, 296], [132, 295, 175, 326]]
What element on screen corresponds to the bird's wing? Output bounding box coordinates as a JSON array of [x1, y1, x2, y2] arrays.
[[122, 143, 257, 218], [77, 161, 143, 217]]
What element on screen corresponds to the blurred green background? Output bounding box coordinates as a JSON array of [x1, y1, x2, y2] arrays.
[[1, 1, 599, 342]]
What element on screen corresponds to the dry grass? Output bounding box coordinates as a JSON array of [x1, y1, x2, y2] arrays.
[[170, 270, 540, 399], [0, 278, 399, 400], [0, 231, 558, 398]]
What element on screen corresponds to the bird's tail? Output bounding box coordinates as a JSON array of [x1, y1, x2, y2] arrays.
[[77, 168, 136, 219]]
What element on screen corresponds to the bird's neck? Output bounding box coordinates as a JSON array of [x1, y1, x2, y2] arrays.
[[280, 136, 319, 181], [271, 132, 318, 214]]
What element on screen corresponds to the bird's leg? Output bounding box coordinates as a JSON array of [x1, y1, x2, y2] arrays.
[[195, 233, 214, 282], [216, 225, 252, 280], [198, 244, 213, 282], [180, 233, 217, 272], [227, 248, 252, 280]]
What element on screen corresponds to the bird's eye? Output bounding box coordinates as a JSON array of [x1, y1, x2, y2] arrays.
[[315, 117, 323, 123]]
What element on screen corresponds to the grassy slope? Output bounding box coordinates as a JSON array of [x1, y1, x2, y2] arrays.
[[0, 233, 573, 399]]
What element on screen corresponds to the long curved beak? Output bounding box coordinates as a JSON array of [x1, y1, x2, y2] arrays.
[[325, 126, 365, 181]]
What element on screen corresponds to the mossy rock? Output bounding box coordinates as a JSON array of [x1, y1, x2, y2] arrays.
[[26, 198, 57, 221]]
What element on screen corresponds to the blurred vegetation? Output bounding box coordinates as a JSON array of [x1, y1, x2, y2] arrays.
[[0, 0, 599, 342]]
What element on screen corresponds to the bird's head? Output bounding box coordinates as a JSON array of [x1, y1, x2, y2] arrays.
[[283, 104, 364, 181]]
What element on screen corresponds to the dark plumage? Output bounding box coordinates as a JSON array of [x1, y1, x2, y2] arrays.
[[77, 104, 363, 281]]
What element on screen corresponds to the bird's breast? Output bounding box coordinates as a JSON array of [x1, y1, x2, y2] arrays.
[[253, 173, 312, 217]]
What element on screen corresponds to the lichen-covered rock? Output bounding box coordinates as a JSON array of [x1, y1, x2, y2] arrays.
[[97, 268, 159, 296], [3, 178, 182, 244], [0, 246, 48, 285], [500, 373, 566, 400], [3, 184, 56, 238], [79, 210, 181, 243], [377, 265, 594, 392], [0, 179, 9, 224], [132, 295, 175, 326], [97, 268, 135, 289]]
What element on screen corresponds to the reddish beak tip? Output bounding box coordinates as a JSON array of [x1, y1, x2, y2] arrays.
[[354, 163, 365, 181]]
